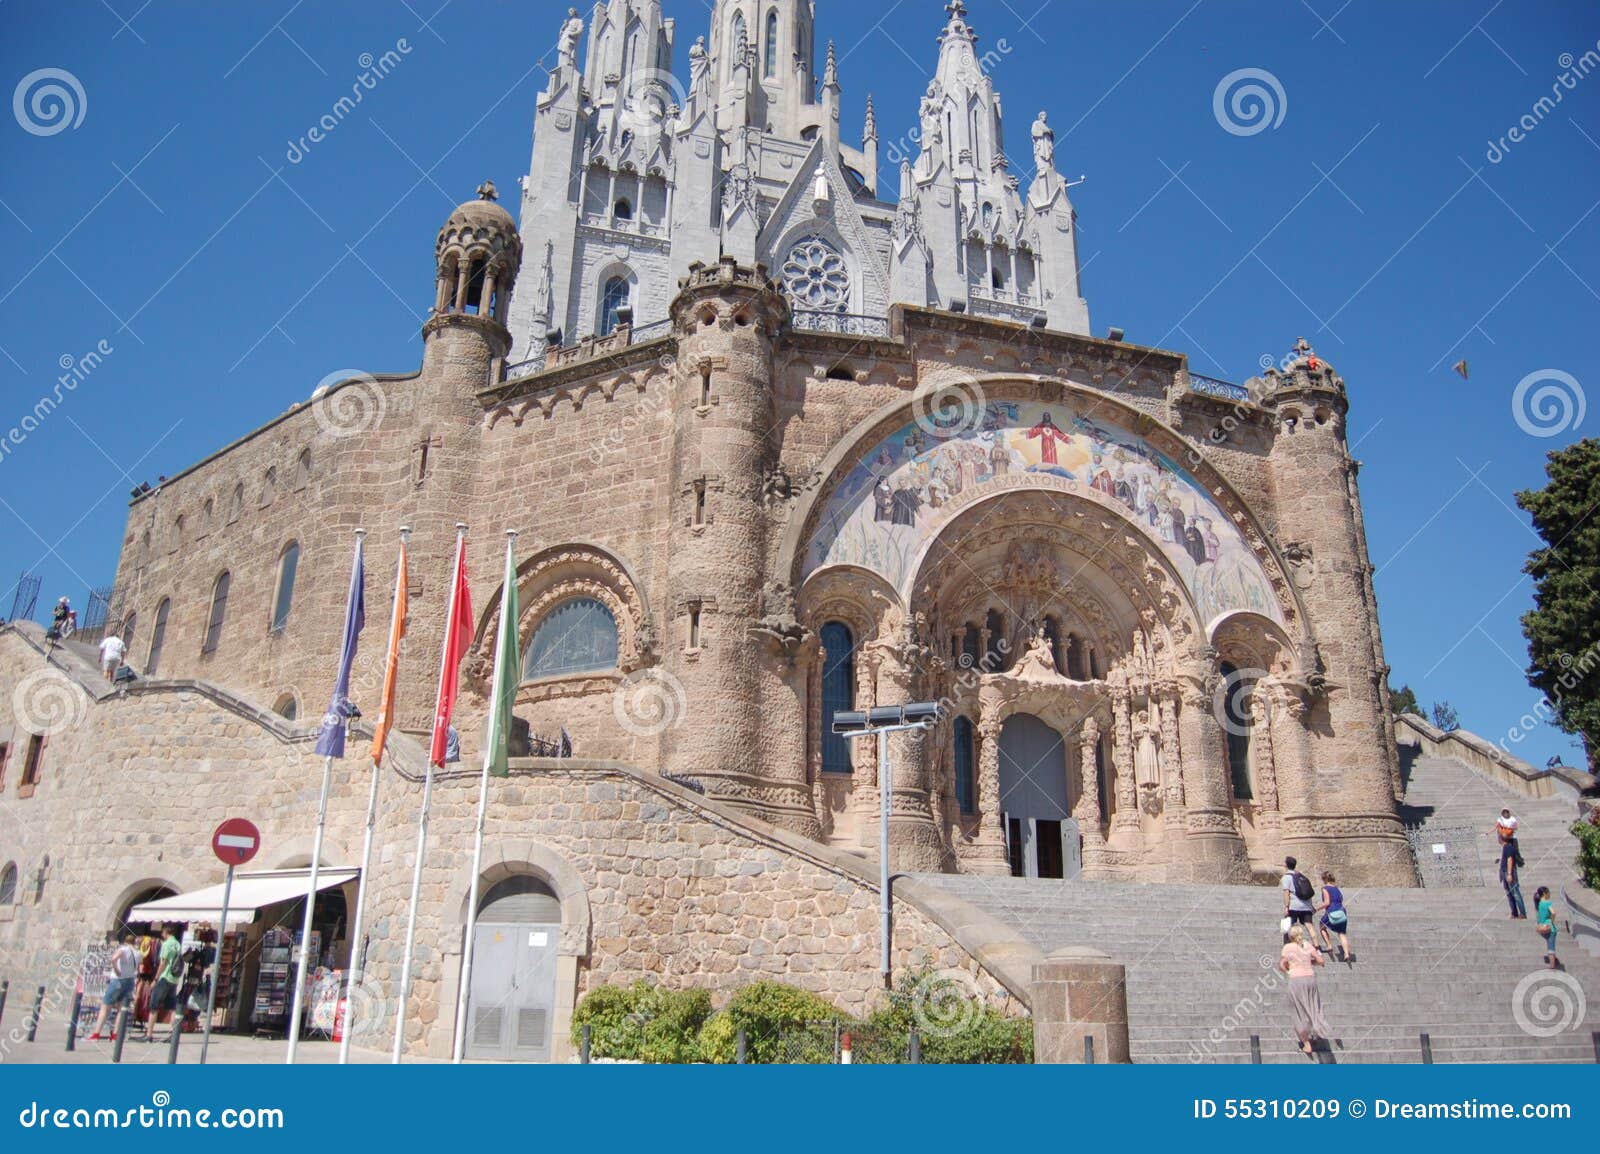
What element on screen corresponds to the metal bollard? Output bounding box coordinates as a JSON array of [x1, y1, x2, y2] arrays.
[[1249, 1034, 1262, 1064], [908, 1029, 921, 1064], [166, 1020, 182, 1064], [112, 1010, 130, 1063], [0, 979, 8, 1030], [1083, 1035, 1095, 1064], [65, 992, 82, 1052], [735, 1029, 748, 1064], [1420, 1032, 1433, 1064], [580, 1024, 591, 1064], [26, 985, 45, 1042]]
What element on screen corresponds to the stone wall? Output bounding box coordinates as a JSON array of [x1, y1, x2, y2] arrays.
[[0, 626, 1031, 1060]]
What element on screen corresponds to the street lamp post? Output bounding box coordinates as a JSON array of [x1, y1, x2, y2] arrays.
[[832, 702, 940, 988]]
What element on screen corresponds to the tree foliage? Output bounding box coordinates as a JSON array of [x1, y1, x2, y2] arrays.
[[1516, 438, 1600, 760], [1431, 700, 1460, 733], [1388, 683, 1424, 717]]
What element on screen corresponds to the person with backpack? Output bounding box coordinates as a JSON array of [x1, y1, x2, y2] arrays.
[[1500, 838, 1527, 919], [1534, 886, 1559, 969], [1314, 871, 1353, 962], [1281, 856, 1316, 940]]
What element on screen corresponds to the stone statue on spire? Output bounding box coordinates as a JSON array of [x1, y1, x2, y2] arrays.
[[557, 7, 583, 70], [1032, 111, 1056, 172]]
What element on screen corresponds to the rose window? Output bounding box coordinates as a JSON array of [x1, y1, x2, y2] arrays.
[[781, 237, 851, 310]]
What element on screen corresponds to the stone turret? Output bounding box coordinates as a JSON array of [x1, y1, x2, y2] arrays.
[[1261, 339, 1412, 885], [660, 259, 818, 835]]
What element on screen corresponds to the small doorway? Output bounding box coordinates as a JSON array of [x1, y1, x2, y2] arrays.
[[464, 876, 561, 1062], [997, 714, 1078, 879]]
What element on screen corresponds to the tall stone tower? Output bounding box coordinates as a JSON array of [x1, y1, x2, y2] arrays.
[[659, 258, 817, 836], [1264, 342, 1412, 882], [404, 184, 521, 731]]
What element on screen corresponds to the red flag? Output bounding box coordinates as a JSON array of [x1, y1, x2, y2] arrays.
[[429, 533, 474, 767]]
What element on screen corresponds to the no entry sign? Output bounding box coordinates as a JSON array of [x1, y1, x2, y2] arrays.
[[212, 817, 261, 866]]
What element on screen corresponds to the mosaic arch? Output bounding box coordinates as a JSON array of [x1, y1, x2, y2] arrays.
[[801, 399, 1285, 628]]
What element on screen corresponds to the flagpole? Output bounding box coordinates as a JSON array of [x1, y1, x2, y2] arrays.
[[393, 522, 466, 1064], [339, 527, 406, 1064], [287, 526, 365, 1064], [452, 529, 517, 1064]]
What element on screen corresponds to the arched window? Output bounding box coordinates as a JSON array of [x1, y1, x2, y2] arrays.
[[200, 498, 214, 536], [203, 571, 230, 654], [984, 608, 1008, 672], [262, 467, 278, 507], [170, 515, 184, 553], [960, 623, 981, 671], [1219, 661, 1254, 800], [147, 598, 170, 675], [272, 693, 298, 721], [981, 203, 994, 230], [953, 715, 976, 815], [295, 449, 311, 488], [731, 10, 747, 52], [477, 874, 562, 923], [599, 275, 630, 336], [121, 611, 136, 652], [271, 542, 300, 633], [228, 482, 244, 522], [613, 198, 633, 221], [992, 265, 1007, 290], [764, 9, 779, 76], [0, 862, 15, 905], [819, 621, 855, 774], [524, 597, 619, 680]]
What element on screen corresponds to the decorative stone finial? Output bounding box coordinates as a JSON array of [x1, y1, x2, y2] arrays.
[[823, 40, 838, 87], [864, 93, 877, 139], [477, 180, 498, 202]]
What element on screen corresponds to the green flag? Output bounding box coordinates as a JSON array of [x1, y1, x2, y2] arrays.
[[484, 534, 520, 778]]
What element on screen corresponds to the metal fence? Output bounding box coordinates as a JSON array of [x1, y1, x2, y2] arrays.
[[8, 571, 40, 623], [1406, 821, 1486, 887]]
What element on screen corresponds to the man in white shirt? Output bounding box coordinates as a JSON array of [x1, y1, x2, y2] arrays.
[[1281, 855, 1316, 939], [98, 633, 127, 679]]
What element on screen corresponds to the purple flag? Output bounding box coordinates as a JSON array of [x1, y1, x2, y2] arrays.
[[314, 536, 366, 758]]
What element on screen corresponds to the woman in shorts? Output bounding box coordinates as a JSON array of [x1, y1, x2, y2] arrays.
[[1315, 871, 1353, 962], [88, 934, 138, 1041]]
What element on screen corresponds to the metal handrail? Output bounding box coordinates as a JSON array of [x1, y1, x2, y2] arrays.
[[1187, 373, 1251, 403]]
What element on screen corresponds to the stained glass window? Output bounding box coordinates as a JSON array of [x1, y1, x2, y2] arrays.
[[524, 597, 619, 680]]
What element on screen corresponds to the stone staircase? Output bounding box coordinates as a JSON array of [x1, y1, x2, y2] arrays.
[[1399, 751, 1582, 889], [916, 752, 1598, 1063]]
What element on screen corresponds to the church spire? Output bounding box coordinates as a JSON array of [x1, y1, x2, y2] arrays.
[[864, 93, 877, 141]]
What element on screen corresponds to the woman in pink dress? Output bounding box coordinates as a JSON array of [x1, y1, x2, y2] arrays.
[[1279, 924, 1330, 1056]]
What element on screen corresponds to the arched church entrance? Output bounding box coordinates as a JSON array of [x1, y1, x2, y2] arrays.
[[997, 713, 1079, 879], [464, 875, 562, 1062]]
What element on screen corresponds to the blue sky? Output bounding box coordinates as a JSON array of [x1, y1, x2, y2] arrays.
[[1, 1, 1596, 767]]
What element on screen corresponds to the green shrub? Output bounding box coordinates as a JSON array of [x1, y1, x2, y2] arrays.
[[569, 981, 712, 1064], [696, 981, 844, 1064], [1574, 808, 1600, 891], [864, 967, 1033, 1064]]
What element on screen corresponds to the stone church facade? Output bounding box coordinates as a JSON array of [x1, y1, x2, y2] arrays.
[[0, 1, 1413, 1059]]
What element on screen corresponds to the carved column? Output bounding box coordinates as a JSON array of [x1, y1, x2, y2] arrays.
[[853, 652, 881, 849], [1076, 716, 1108, 876], [1109, 685, 1140, 844], [1158, 691, 1185, 816], [871, 633, 944, 872], [1177, 673, 1251, 883], [971, 711, 1009, 875], [1248, 693, 1279, 812]]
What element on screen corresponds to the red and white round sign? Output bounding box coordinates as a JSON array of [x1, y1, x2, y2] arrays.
[[212, 818, 261, 866]]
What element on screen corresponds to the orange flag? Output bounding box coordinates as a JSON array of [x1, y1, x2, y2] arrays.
[[370, 533, 409, 765]]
